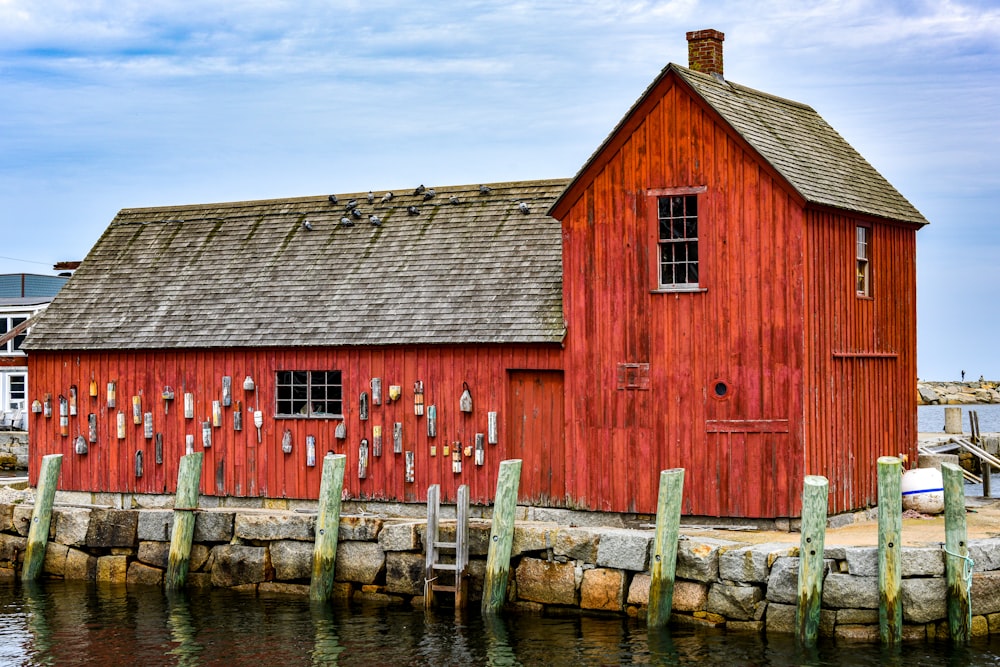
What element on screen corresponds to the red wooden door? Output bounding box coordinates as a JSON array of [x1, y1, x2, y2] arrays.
[[507, 370, 565, 506]]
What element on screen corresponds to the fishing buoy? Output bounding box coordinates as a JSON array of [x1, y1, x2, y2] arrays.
[[901, 467, 945, 514]]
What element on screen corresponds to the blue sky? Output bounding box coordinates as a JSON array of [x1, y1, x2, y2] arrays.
[[0, 1, 997, 381]]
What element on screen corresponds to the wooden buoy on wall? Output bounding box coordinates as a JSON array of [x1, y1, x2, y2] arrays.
[[459, 382, 473, 413], [306, 435, 317, 467]]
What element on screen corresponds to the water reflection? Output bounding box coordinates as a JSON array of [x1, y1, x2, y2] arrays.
[[2, 581, 1000, 666], [309, 601, 343, 666]]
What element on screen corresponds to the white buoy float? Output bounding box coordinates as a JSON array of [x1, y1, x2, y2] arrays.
[[901, 467, 945, 514]]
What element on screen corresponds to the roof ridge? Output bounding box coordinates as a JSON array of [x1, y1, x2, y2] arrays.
[[117, 178, 571, 215], [670, 63, 815, 111]]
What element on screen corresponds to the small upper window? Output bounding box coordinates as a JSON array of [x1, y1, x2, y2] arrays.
[[276, 370, 343, 418], [658, 195, 699, 287], [856, 226, 870, 297]]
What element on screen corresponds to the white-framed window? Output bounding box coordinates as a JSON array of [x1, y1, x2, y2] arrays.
[[856, 225, 871, 297], [0, 314, 29, 355], [647, 186, 706, 292], [657, 195, 700, 287], [8, 373, 25, 410], [275, 370, 343, 418]]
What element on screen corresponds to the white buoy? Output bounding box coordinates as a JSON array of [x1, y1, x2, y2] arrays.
[[901, 467, 945, 514]]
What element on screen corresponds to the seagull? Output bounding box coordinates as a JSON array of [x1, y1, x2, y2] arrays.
[[518, 202, 530, 214], [340, 217, 354, 227], [351, 207, 363, 219], [345, 199, 358, 210], [479, 185, 492, 194], [367, 191, 375, 203], [380, 191, 394, 203], [407, 206, 420, 215], [423, 189, 436, 200], [327, 194, 338, 204], [303, 220, 313, 230], [449, 196, 460, 205], [414, 184, 425, 196], [369, 214, 382, 226]]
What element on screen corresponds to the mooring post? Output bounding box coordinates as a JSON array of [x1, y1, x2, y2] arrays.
[[21, 453, 63, 582], [482, 458, 522, 615], [795, 475, 829, 646], [942, 461, 972, 642], [165, 452, 204, 590], [310, 453, 347, 601], [877, 456, 903, 644], [647, 468, 684, 628]]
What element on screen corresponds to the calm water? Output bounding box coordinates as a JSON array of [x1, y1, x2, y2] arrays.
[[918, 403, 1000, 434], [1, 581, 998, 666]]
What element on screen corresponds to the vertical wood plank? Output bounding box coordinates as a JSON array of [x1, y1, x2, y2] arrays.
[[165, 452, 204, 589], [482, 459, 521, 614], [21, 454, 62, 581], [647, 468, 684, 628], [796, 475, 828, 646], [309, 453, 346, 601], [877, 456, 902, 644], [942, 462, 971, 642]]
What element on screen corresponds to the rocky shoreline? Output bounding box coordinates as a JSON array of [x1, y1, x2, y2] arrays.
[[918, 380, 1000, 405]]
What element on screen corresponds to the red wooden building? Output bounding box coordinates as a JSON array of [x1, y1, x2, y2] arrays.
[[24, 31, 927, 518]]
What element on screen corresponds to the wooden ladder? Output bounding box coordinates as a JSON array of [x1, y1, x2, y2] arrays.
[[424, 484, 469, 610]]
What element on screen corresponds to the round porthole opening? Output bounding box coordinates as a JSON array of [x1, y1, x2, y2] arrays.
[[713, 381, 729, 398]]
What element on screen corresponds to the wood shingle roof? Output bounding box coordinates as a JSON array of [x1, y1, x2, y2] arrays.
[[25, 180, 569, 351]]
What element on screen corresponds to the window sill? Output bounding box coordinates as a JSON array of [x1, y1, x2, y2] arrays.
[[275, 414, 345, 420], [650, 286, 707, 294]]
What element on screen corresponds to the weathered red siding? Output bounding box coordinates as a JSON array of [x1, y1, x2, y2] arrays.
[[557, 75, 806, 517], [28, 345, 562, 505], [803, 209, 919, 514]]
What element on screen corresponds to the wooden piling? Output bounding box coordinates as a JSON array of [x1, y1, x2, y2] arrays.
[[482, 458, 521, 615], [165, 452, 204, 590], [21, 454, 63, 582], [877, 456, 903, 644], [942, 461, 971, 642], [647, 468, 684, 628], [310, 453, 347, 601], [795, 475, 829, 646]]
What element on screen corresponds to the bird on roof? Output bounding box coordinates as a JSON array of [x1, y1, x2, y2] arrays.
[[351, 207, 363, 219], [449, 196, 460, 205], [380, 192, 394, 204], [414, 184, 425, 196], [518, 202, 530, 214], [367, 191, 375, 203], [479, 185, 492, 194], [303, 220, 313, 230], [345, 199, 358, 211], [369, 214, 382, 226], [407, 206, 420, 215], [340, 217, 354, 227], [327, 194, 338, 204], [423, 189, 436, 200]]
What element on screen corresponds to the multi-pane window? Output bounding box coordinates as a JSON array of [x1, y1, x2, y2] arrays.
[[657, 195, 699, 287], [0, 316, 28, 355], [276, 370, 343, 418], [8, 374, 25, 410], [856, 226, 870, 297]]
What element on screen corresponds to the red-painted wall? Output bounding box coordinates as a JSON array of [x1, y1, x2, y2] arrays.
[[555, 74, 807, 517], [28, 345, 562, 505], [803, 209, 919, 514]]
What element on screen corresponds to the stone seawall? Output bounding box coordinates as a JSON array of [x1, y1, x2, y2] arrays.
[[0, 432, 27, 471], [919, 380, 1000, 405], [3, 501, 1000, 642]]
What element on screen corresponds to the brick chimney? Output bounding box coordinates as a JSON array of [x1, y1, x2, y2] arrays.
[[686, 29, 724, 76]]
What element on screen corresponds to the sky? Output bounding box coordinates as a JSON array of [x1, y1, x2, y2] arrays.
[[0, 0, 997, 381]]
